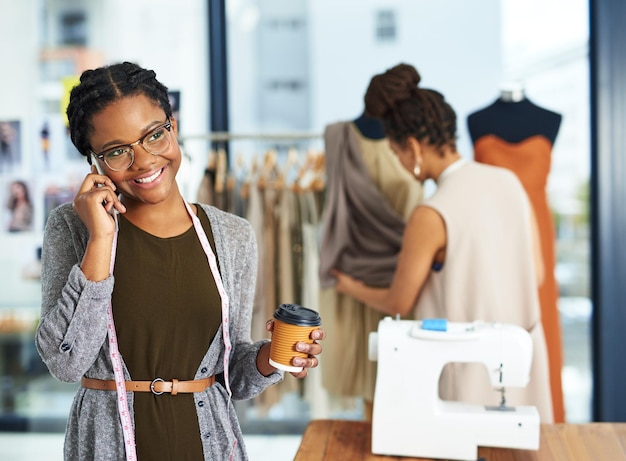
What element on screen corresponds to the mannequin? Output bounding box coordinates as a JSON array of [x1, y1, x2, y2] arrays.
[[467, 88, 565, 422], [319, 109, 422, 420], [468, 84, 561, 144], [353, 112, 386, 139]]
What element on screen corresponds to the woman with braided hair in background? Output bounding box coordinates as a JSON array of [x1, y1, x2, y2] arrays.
[[35, 61, 325, 460], [332, 63, 554, 422]]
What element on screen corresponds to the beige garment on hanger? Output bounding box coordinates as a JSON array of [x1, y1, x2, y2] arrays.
[[319, 123, 422, 403]]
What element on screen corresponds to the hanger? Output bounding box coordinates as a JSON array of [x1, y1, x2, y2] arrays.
[[240, 155, 258, 201], [310, 150, 326, 191], [258, 149, 279, 189], [295, 149, 325, 192], [274, 147, 300, 190]]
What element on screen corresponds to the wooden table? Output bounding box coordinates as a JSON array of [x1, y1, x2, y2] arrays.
[[294, 419, 626, 460]]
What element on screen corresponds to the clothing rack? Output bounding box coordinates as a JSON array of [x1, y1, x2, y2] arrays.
[[180, 132, 324, 175], [179, 131, 322, 142], [191, 131, 327, 197]]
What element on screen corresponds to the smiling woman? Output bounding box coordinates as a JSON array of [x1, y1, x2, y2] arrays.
[[34, 62, 325, 461]]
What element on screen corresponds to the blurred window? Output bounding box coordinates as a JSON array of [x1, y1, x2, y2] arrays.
[[376, 10, 396, 42], [60, 11, 87, 46]]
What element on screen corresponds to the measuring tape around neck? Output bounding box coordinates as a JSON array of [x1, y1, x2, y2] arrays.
[[105, 201, 233, 460], [184, 201, 233, 397], [106, 228, 136, 460]]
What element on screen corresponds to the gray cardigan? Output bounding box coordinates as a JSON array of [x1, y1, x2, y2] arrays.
[[35, 202, 283, 460]]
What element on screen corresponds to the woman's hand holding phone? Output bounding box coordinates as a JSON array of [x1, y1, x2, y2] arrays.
[[73, 159, 127, 281], [72, 159, 125, 239]]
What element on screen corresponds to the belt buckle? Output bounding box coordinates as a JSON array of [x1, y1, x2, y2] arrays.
[[150, 377, 165, 395]]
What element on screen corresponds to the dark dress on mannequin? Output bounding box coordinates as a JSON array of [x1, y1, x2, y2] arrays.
[[467, 96, 565, 422]]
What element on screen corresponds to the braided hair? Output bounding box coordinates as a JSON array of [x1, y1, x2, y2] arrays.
[[66, 62, 172, 159], [364, 63, 457, 153]]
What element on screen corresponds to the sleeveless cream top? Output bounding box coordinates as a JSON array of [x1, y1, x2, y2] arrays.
[[415, 160, 554, 422]]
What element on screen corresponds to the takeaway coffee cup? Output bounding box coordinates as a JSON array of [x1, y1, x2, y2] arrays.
[[269, 303, 322, 372]]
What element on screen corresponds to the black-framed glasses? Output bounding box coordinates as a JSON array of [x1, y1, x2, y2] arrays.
[[89, 118, 172, 171]]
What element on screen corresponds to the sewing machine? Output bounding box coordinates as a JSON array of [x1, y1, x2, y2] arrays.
[[368, 317, 540, 460]]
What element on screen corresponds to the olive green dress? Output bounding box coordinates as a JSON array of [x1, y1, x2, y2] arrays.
[[112, 207, 222, 460]]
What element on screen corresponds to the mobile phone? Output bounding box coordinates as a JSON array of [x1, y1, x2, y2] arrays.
[[91, 154, 119, 228], [91, 153, 106, 175]]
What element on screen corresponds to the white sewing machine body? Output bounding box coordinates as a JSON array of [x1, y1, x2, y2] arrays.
[[369, 317, 540, 460]]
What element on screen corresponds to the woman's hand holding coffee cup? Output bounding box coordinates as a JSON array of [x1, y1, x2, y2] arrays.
[[263, 304, 325, 378]]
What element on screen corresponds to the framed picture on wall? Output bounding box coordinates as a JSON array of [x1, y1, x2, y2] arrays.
[[0, 120, 22, 175], [2, 178, 35, 234]]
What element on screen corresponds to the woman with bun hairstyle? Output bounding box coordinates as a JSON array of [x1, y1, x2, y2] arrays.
[[332, 63, 553, 422]]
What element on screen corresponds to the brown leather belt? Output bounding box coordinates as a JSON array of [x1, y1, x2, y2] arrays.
[[81, 376, 215, 395]]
